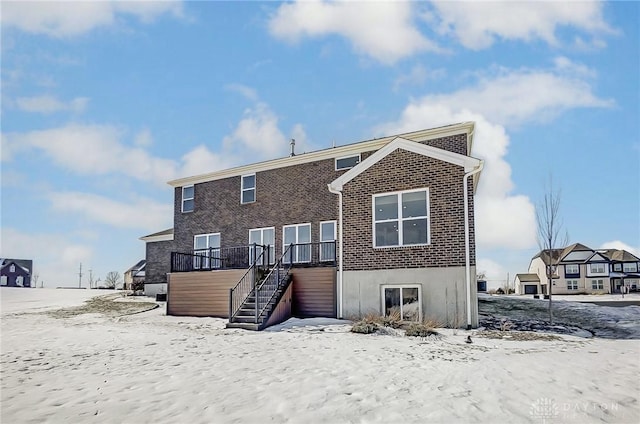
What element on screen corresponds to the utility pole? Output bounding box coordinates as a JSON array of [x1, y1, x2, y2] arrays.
[[89, 269, 93, 289], [78, 263, 83, 288]]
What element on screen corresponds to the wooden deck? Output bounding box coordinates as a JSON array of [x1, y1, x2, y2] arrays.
[[167, 269, 246, 317]]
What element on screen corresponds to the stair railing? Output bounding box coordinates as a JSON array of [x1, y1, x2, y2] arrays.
[[228, 243, 268, 321], [254, 244, 294, 322]]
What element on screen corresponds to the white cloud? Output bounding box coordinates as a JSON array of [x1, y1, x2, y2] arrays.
[[225, 83, 259, 102], [377, 105, 537, 250], [393, 65, 445, 92], [430, 1, 614, 49], [222, 102, 312, 161], [15, 95, 89, 114], [415, 64, 613, 126], [180, 145, 231, 177], [268, 1, 440, 64], [600, 241, 639, 257], [134, 128, 153, 147], [48, 191, 172, 232], [0, 227, 93, 287], [1, 1, 184, 37]]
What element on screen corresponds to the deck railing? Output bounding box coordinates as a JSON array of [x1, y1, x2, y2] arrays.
[[228, 244, 268, 321], [171, 241, 335, 273], [254, 244, 294, 322]]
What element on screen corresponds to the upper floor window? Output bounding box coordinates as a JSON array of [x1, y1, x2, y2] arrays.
[[9, 264, 15, 273], [241, 174, 256, 204], [373, 188, 429, 248], [565, 264, 579, 275], [335, 154, 360, 171], [613, 263, 622, 272], [623, 262, 638, 273], [590, 263, 606, 274], [182, 186, 194, 213]]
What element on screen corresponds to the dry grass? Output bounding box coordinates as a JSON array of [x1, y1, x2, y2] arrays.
[[46, 294, 158, 318], [476, 330, 561, 341]]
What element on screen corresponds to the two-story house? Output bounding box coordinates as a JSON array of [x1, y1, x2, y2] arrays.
[[516, 243, 639, 295], [145, 122, 484, 330]]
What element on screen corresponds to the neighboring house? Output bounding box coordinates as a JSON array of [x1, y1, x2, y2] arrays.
[[124, 260, 146, 291], [139, 228, 174, 297], [145, 122, 484, 330], [0, 259, 33, 287], [514, 273, 541, 295], [518, 243, 640, 295]]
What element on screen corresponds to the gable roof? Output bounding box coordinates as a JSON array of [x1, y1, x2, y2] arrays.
[[126, 260, 146, 275], [515, 273, 540, 283], [328, 137, 483, 192], [168, 122, 475, 188], [601, 249, 640, 262], [531, 248, 564, 265], [0, 260, 30, 274], [140, 228, 174, 242]]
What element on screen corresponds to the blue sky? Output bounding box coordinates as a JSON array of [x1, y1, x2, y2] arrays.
[[1, 1, 638, 288]]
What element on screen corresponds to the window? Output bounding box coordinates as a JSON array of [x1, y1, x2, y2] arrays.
[[591, 279, 604, 290], [335, 154, 361, 170], [590, 263, 606, 274], [283, 223, 311, 263], [182, 185, 194, 213], [9, 264, 15, 273], [382, 285, 421, 322], [623, 262, 638, 273], [249, 227, 275, 265], [320, 220, 337, 262], [567, 280, 578, 290], [0, 276, 6, 286], [565, 264, 579, 275], [613, 263, 622, 272], [627, 279, 638, 290], [373, 189, 429, 248], [241, 174, 256, 204], [193, 233, 220, 269]]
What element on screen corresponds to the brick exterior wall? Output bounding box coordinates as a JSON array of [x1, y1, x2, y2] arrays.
[[341, 148, 476, 271], [145, 240, 174, 284], [173, 158, 341, 255], [172, 132, 475, 269]]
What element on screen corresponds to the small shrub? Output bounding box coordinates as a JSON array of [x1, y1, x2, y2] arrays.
[[405, 322, 439, 337], [380, 310, 402, 328], [351, 321, 379, 334]]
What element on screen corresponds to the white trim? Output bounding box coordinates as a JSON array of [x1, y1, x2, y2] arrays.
[[329, 137, 482, 192], [140, 233, 174, 242], [335, 154, 361, 171], [372, 188, 430, 248], [380, 284, 422, 321], [168, 123, 475, 187], [327, 186, 344, 318], [241, 173, 256, 204], [464, 160, 484, 329], [181, 185, 194, 213]]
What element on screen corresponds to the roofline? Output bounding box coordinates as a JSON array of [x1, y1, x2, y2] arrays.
[[140, 233, 174, 242], [328, 137, 482, 192], [167, 122, 475, 188]]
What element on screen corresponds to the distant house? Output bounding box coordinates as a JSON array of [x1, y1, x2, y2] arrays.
[[124, 260, 146, 290], [517, 243, 640, 295], [0, 259, 33, 287], [139, 228, 174, 297], [514, 273, 541, 295]]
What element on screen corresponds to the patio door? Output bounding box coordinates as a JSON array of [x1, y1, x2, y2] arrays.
[[194, 233, 220, 269], [249, 227, 275, 265], [283, 223, 311, 263]]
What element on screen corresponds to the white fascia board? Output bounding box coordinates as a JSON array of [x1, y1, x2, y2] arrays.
[[139, 234, 174, 242], [329, 137, 482, 192], [167, 123, 475, 188]]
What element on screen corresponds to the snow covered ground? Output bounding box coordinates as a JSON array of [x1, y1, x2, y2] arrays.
[[1, 288, 639, 423]]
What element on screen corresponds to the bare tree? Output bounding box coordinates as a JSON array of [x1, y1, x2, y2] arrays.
[[104, 271, 122, 289], [31, 272, 40, 288], [536, 176, 568, 324]]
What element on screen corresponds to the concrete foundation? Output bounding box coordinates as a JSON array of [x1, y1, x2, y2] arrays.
[[341, 266, 477, 327]]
